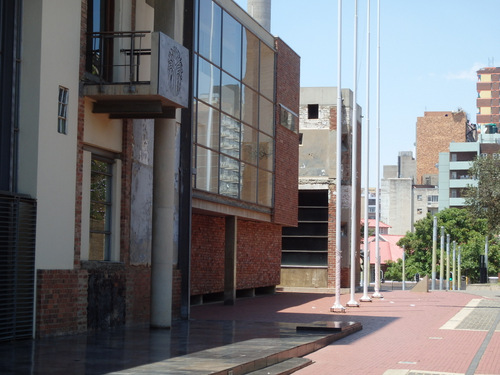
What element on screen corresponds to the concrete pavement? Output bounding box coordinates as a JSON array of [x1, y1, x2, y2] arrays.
[[1, 285, 499, 374]]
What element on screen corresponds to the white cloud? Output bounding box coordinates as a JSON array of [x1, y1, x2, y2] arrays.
[[446, 63, 485, 81]]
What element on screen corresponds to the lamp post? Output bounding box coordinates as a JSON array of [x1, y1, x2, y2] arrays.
[[431, 216, 437, 290], [360, 0, 372, 304], [347, 0, 359, 308], [331, 0, 345, 313], [372, 0, 382, 300], [439, 226, 444, 290], [446, 234, 450, 291]]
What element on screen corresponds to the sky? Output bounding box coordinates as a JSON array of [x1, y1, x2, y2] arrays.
[[233, 0, 500, 186]]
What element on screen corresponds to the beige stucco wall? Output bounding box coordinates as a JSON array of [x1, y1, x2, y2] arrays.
[[18, 0, 82, 269]]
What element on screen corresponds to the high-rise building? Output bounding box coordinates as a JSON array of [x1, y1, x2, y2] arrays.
[[477, 67, 500, 135], [416, 111, 468, 185]]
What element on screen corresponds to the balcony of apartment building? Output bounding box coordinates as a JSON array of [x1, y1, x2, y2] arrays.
[[82, 31, 188, 118]]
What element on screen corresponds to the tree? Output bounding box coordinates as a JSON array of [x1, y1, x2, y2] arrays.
[[464, 155, 500, 235], [386, 208, 496, 283]]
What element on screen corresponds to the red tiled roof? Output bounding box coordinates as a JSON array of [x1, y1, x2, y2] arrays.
[[360, 219, 391, 229], [364, 234, 404, 265]]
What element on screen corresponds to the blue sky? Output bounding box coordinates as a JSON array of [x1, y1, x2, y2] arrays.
[[234, 0, 500, 186]]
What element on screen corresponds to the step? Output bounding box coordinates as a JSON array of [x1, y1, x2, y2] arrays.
[[246, 357, 312, 375]]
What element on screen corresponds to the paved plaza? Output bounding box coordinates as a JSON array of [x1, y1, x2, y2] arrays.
[[1, 285, 499, 374]]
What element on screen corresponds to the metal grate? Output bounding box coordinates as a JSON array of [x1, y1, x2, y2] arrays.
[[0, 192, 36, 341]]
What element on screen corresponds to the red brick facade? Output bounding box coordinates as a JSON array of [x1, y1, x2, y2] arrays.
[[190, 213, 282, 296], [36, 270, 88, 337], [416, 111, 467, 184], [274, 38, 300, 227], [34, 2, 299, 337]]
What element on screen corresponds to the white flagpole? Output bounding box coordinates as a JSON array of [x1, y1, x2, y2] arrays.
[[360, 0, 372, 303], [331, 0, 345, 313], [347, 0, 359, 307], [372, 0, 383, 299]]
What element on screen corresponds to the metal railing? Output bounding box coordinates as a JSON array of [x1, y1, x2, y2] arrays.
[[86, 31, 151, 85]]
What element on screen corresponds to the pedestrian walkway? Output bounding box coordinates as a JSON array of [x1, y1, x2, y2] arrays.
[[1, 285, 499, 375]]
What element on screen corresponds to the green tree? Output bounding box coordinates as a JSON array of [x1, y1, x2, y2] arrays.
[[464, 155, 500, 235], [386, 208, 493, 283]]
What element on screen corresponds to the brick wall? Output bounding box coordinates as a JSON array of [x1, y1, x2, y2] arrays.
[[191, 213, 282, 296], [191, 214, 226, 295], [36, 270, 87, 337], [416, 111, 467, 184], [126, 265, 151, 324], [236, 220, 281, 289], [274, 38, 300, 227]]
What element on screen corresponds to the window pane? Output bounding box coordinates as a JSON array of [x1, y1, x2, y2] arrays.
[[241, 124, 258, 165], [222, 11, 242, 79], [259, 97, 274, 136], [196, 146, 219, 193], [89, 233, 106, 261], [259, 42, 275, 99], [241, 85, 258, 127], [221, 72, 240, 118], [90, 157, 112, 261], [242, 29, 259, 90], [198, 0, 221, 65], [197, 58, 221, 107], [258, 169, 273, 206], [219, 155, 239, 198], [196, 100, 220, 150], [220, 114, 240, 158], [240, 163, 257, 203], [258, 132, 273, 171]]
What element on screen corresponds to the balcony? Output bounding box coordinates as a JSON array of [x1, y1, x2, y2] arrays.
[[83, 31, 189, 119]]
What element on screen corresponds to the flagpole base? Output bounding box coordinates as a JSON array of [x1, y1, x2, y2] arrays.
[[330, 303, 346, 313], [372, 291, 383, 299], [346, 299, 359, 307], [360, 295, 372, 302]]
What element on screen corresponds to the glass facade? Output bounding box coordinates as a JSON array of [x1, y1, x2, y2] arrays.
[[193, 0, 275, 207]]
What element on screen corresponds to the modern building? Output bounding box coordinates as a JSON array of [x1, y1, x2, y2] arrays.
[[416, 111, 469, 185], [0, 0, 300, 340], [438, 139, 500, 210], [280, 87, 361, 289], [361, 188, 378, 221], [381, 150, 437, 235], [476, 67, 500, 135]]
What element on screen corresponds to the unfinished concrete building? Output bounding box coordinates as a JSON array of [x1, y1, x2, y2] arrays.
[[281, 87, 361, 289]]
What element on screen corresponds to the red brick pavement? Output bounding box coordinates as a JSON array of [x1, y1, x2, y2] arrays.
[[191, 290, 499, 375]]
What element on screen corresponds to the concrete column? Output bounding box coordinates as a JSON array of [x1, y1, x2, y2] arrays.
[[150, 118, 179, 328], [224, 216, 237, 305]]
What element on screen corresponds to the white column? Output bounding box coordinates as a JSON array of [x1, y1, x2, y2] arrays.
[[151, 118, 179, 328]]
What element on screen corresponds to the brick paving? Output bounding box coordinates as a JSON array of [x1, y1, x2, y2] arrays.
[[192, 288, 500, 375]]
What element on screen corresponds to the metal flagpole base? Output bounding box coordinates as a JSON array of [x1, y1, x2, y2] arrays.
[[359, 295, 372, 302], [372, 292, 383, 298], [346, 299, 359, 307], [330, 303, 346, 313]]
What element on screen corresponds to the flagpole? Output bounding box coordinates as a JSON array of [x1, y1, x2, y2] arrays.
[[347, 0, 360, 307], [360, 0, 372, 303], [331, 0, 345, 313], [372, 0, 382, 299]]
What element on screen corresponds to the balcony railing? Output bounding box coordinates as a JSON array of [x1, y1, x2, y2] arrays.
[[83, 31, 189, 118], [86, 31, 151, 86]]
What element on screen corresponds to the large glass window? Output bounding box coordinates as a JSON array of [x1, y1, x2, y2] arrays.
[[198, 0, 221, 65], [193, 0, 276, 207], [222, 11, 242, 79], [89, 156, 113, 260]]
